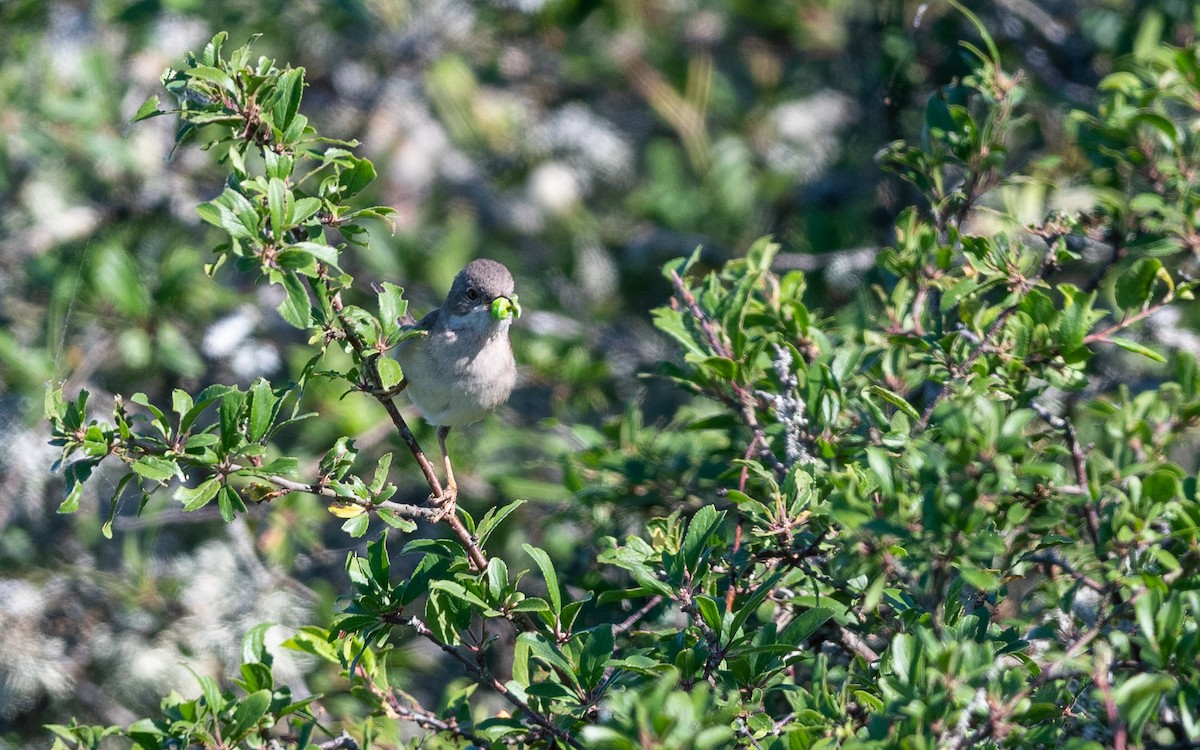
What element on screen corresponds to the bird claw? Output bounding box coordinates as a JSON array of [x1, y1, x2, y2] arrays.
[[430, 485, 458, 522]]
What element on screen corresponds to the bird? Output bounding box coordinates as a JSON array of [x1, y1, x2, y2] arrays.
[[393, 258, 520, 517]]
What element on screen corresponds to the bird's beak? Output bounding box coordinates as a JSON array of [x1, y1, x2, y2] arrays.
[[490, 294, 521, 321]]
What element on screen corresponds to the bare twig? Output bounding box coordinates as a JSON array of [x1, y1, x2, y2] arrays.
[[362, 670, 492, 748], [837, 625, 880, 664], [613, 594, 663, 636], [1094, 651, 1127, 750]]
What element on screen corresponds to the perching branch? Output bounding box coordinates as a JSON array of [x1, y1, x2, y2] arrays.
[[327, 284, 489, 570]]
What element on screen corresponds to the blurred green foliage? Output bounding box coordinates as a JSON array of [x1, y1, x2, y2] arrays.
[[9, 0, 1200, 749]]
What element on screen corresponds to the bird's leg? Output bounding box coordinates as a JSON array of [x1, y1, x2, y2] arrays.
[[432, 425, 458, 521]]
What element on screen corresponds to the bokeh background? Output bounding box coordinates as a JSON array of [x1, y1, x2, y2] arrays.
[[1, 0, 1193, 744]]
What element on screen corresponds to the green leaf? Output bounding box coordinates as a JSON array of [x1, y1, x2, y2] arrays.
[[271, 67, 305, 133], [242, 622, 274, 666], [176, 478, 220, 511], [342, 512, 370, 538], [779, 607, 835, 646], [226, 689, 271, 741], [285, 241, 340, 268], [276, 272, 313, 329], [59, 459, 99, 514], [132, 456, 180, 482], [377, 356, 404, 390], [523, 544, 562, 613], [367, 531, 391, 584], [246, 378, 276, 443], [377, 507, 418, 532], [1109, 336, 1165, 363], [217, 485, 245, 522], [578, 625, 614, 690], [726, 570, 783, 645], [680, 505, 725, 575], [268, 177, 289, 239], [219, 390, 247, 451], [475, 498, 525, 548], [866, 385, 921, 422], [132, 95, 166, 122], [694, 595, 723, 638], [1115, 258, 1164, 312], [1058, 286, 1095, 353], [377, 282, 408, 342], [339, 157, 377, 197]]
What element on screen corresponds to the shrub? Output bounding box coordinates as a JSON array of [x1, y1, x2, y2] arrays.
[[47, 17, 1200, 750]]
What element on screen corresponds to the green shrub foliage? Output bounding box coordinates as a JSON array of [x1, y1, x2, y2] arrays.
[[47, 20, 1200, 750]]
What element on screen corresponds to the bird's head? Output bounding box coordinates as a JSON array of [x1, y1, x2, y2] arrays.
[[444, 258, 521, 332]]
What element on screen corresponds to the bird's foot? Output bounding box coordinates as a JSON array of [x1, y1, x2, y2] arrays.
[[430, 485, 458, 523]]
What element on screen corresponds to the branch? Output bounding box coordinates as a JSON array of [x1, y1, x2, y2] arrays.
[[668, 269, 786, 477], [362, 670, 493, 748], [408, 617, 585, 750], [676, 579, 723, 686], [1093, 650, 1127, 750], [837, 625, 880, 664], [316, 733, 360, 750], [1030, 402, 1101, 549], [1082, 295, 1174, 345], [919, 241, 1058, 429], [327, 284, 488, 570], [613, 594, 663, 636]]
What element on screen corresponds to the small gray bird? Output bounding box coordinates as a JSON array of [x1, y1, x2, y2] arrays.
[[394, 259, 520, 513]]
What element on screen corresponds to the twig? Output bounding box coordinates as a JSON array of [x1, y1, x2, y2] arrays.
[[735, 717, 766, 750], [669, 269, 786, 476], [918, 242, 1058, 429], [224, 462, 443, 519], [408, 617, 586, 750], [1030, 402, 1100, 549], [362, 670, 492, 748], [317, 732, 360, 750], [1083, 296, 1174, 344], [677, 578, 723, 686], [837, 625, 880, 664], [613, 594, 663, 636], [1094, 651, 1127, 750], [1021, 553, 1105, 594]]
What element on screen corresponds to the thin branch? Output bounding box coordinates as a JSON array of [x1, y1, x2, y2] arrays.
[[316, 733, 360, 750], [919, 242, 1058, 429], [613, 594, 663, 636], [363, 671, 492, 748], [677, 579, 723, 686], [328, 284, 488, 570], [669, 269, 786, 477], [837, 625, 880, 664], [1083, 295, 1174, 345], [408, 617, 586, 750], [1021, 553, 1105, 594], [1030, 402, 1100, 549], [1094, 651, 1127, 750]]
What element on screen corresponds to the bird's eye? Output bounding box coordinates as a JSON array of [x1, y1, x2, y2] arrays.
[[467, 288, 480, 301]]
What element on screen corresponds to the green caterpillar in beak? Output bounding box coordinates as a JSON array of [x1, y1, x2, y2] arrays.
[[491, 294, 521, 321]]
